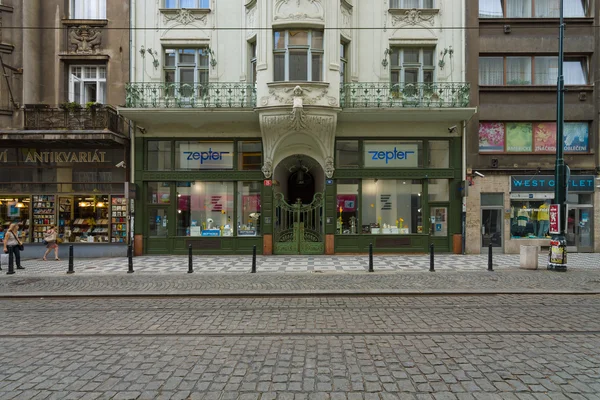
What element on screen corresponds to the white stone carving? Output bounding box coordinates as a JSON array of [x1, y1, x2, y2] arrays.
[[163, 9, 207, 26], [340, 4, 352, 38], [274, 0, 323, 21], [261, 159, 273, 179], [324, 157, 335, 179], [245, 6, 257, 38], [392, 8, 436, 27], [69, 25, 102, 54], [260, 85, 337, 107]]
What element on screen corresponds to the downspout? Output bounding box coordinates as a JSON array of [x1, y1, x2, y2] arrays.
[[461, 0, 467, 254]]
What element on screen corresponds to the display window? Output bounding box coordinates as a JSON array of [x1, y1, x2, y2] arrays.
[[60, 195, 110, 243], [111, 196, 128, 243], [148, 182, 171, 204], [0, 197, 30, 243], [237, 182, 261, 236], [336, 180, 359, 234], [510, 200, 551, 239], [176, 181, 234, 237], [33, 195, 56, 243], [362, 179, 423, 234], [238, 141, 262, 171]]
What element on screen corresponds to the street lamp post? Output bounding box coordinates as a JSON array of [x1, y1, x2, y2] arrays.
[[548, 0, 568, 271]]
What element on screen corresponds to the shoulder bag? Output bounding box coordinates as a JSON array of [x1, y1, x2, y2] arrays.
[[11, 231, 24, 251]]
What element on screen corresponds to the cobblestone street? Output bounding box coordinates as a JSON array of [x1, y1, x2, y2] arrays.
[[1, 295, 599, 399]]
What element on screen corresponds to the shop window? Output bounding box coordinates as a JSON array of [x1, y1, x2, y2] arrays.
[[238, 141, 262, 171], [364, 140, 423, 168], [176, 181, 234, 237], [165, 0, 210, 8], [361, 179, 423, 234], [510, 200, 551, 239], [336, 140, 359, 168], [175, 141, 234, 170], [430, 206, 448, 237], [147, 141, 172, 171], [0, 197, 30, 243], [428, 141, 450, 168], [148, 208, 169, 237], [59, 195, 110, 243], [481, 193, 504, 206], [273, 30, 324, 82], [148, 182, 171, 204], [336, 180, 359, 235], [237, 182, 261, 236], [110, 196, 128, 243], [428, 179, 449, 202], [70, 0, 106, 19], [69, 66, 107, 104], [32, 195, 56, 244]]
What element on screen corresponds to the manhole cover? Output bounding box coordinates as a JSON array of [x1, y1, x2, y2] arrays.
[[8, 278, 44, 286]]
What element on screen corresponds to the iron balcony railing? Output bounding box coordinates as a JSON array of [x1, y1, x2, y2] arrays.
[[125, 82, 257, 108], [23, 106, 127, 135], [340, 82, 471, 108]]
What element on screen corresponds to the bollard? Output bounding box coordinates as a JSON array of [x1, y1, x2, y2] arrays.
[[429, 243, 435, 272], [251, 245, 257, 273], [67, 245, 74, 274], [7, 250, 15, 275], [488, 242, 494, 272], [188, 244, 194, 273], [368, 243, 374, 272], [127, 245, 134, 273]]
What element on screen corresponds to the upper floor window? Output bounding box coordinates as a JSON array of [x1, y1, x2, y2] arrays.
[[479, 0, 587, 18], [390, 48, 435, 84], [70, 0, 106, 19], [390, 0, 434, 8], [249, 41, 257, 84], [479, 56, 588, 86], [164, 48, 209, 94], [165, 0, 210, 8], [69, 66, 106, 104], [340, 41, 348, 85], [273, 30, 324, 82]]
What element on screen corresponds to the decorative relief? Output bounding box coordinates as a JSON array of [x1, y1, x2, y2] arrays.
[[391, 8, 436, 27], [274, 0, 324, 21], [245, 6, 257, 38], [68, 25, 102, 54], [340, 5, 352, 38], [163, 9, 207, 26], [260, 85, 337, 107]]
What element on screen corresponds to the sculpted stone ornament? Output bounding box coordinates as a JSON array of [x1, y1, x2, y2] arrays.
[[262, 159, 273, 179], [69, 26, 102, 54], [163, 9, 208, 26], [290, 86, 307, 131], [324, 157, 335, 179], [392, 8, 436, 27]]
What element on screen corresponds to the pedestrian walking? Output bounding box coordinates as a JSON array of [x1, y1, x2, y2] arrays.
[[42, 225, 60, 261], [3, 223, 25, 270]]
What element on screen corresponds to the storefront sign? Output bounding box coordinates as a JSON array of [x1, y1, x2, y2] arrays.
[[549, 204, 560, 234], [363, 143, 419, 168], [0, 149, 109, 163], [179, 143, 234, 169], [510, 175, 595, 193]]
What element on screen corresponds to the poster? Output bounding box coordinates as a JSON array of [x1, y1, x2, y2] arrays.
[[336, 195, 357, 212], [533, 122, 556, 153], [564, 122, 588, 153], [7, 202, 20, 218], [478, 122, 505, 152], [506, 123, 532, 152]]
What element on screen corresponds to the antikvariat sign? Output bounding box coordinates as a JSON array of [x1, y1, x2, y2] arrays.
[[363, 143, 419, 168], [179, 143, 234, 169], [510, 175, 595, 193]]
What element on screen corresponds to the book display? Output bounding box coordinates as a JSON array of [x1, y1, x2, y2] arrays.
[[111, 196, 128, 243], [33, 195, 55, 243], [58, 197, 73, 242], [0, 197, 30, 243], [70, 196, 110, 243]]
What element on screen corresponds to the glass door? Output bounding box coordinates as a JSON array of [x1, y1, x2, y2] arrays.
[[481, 208, 503, 252], [576, 208, 593, 253]]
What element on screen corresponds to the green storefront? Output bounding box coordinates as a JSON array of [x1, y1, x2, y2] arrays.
[[134, 135, 462, 255]]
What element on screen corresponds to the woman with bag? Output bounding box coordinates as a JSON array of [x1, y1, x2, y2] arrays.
[[3, 223, 25, 270], [43, 225, 60, 261]]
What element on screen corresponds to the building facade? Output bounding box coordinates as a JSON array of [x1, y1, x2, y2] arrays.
[[0, 0, 131, 257], [466, 0, 599, 254], [122, 0, 474, 255]]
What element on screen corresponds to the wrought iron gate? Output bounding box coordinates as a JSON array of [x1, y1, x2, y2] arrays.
[[273, 192, 324, 255]]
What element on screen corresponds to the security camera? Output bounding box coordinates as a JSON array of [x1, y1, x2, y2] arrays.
[[448, 125, 457, 133], [115, 161, 126, 168], [474, 171, 485, 178]]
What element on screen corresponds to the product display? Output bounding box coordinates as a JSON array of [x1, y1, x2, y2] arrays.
[[111, 196, 128, 243], [33, 195, 55, 243], [69, 195, 110, 243]]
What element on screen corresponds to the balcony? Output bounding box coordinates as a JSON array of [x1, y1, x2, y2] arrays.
[[125, 82, 257, 108]]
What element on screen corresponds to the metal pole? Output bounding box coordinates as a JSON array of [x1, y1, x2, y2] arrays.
[[188, 244, 193, 273], [251, 245, 257, 273], [368, 243, 374, 272], [67, 245, 74, 274], [7, 249, 15, 275], [127, 244, 134, 273], [548, 0, 568, 272], [429, 243, 435, 272], [488, 242, 493, 272]]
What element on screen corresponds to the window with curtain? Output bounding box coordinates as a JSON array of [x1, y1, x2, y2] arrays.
[[249, 41, 257, 84], [480, 56, 587, 85], [164, 48, 209, 97], [70, 0, 106, 19], [390, 0, 434, 8], [165, 0, 210, 8], [506, 57, 532, 85], [478, 57, 504, 85], [390, 48, 435, 84], [69, 66, 106, 104], [535, 57, 587, 85], [340, 41, 348, 85], [273, 30, 324, 82], [479, 0, 587, 18]]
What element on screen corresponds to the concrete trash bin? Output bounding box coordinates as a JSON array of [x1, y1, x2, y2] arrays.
[[519, 245, 539, 270]]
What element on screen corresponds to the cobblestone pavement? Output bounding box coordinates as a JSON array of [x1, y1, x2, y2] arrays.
[[4, 252, 600, 275], [1, 295, 599, 399]]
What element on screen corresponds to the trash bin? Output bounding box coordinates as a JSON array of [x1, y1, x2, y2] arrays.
[[452, 234, 462, 254], [519, 245, 539, 270]]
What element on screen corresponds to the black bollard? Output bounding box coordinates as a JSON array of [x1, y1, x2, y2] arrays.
[[67, 245, 74, 274], [488, 242, 494, 272], [251, 245, 257, 273], [188, 244, 193, 273], [7, 250, 15, 275], [368, 243, 374, 272], [127, 244, 134, 273], [429, 243, 435, 272]]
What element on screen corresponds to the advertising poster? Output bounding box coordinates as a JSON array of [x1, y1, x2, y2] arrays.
[[336, 195, 357, 212], [533, 122, 556, 153], [7, 202, 20, 218], [478, 122, 505, 152], [506, 123, 533, 152], [564, 122, 589, 153]]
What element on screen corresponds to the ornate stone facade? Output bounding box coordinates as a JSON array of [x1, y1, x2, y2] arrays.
[[68, 25, 102, 54]]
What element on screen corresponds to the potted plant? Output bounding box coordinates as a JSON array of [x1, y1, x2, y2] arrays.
[[59, 101, 82, 112]]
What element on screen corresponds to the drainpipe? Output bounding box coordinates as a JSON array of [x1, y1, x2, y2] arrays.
[[461, 0, 467, 255]]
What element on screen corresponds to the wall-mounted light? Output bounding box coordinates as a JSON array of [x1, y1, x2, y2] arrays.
[[382, 48, 393, 69], [438, 46, 454, 69]]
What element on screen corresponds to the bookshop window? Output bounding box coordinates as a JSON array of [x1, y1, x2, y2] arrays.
[[0, 197, 31, 243], [176, 181, 234, 237], [237, 182, 261, 236], [60, 195, 109, 243], [361, 179, 423, 234], [147, 141, 172, 170], [336, 180, 359, 235], [32, 195, 56, 244], [148, 182, 171, 204], [238, 141, 262, 171]]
